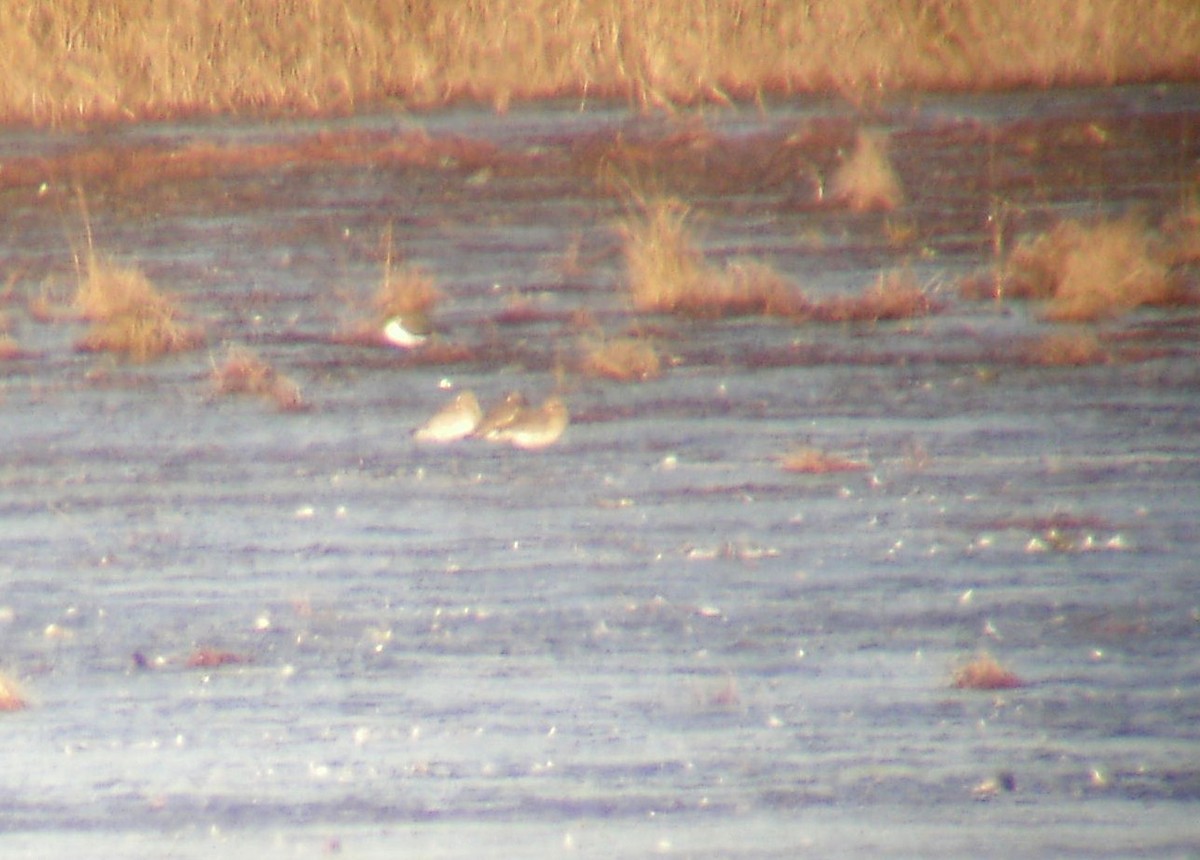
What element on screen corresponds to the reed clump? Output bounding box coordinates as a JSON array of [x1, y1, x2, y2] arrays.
[[779, 447, 869, 474], [1023, 329, 1107, 366], [999, 216, 1177, 321], [74, 254, 202, 361], [211, 345, 306, 411], [0, 335, 20, 361], [621, 200, 802, 317], [580, 334, 662, 382], [372, 261, 440, 325], [809, 270, 939, 323], [952, 653, 1024, 690], [829, 131, 904, 212], [0, 673, 27, 711], [1162, 198, 1200, 265]]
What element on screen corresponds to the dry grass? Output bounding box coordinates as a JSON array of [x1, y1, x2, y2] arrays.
[[68, 199, 203, 362], [621, 199, 711, 313], [0, 673, 27, 711], [184, 648, 248, 669], [373, 260, 440, 324], [779, 447, 869, 474], [1162, 197, 1200, 265], [0, 332, 21, 361], [809, 269, 939, 323], [620, 202, 941, 323], [1023, 329, 1108, 366], [3, 1, 1198, 125], [952, 653, 1024, 690], [580, 334, 662, 382], [74, 254, 202, 360], [829, 131, 904, 212], [211, 345, 306, 411], [998, 215, 1177, 321], [621, 200, 802, 317]]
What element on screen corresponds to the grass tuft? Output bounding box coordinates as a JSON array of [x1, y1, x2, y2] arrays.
[[580, 334, 661, 382], [1162, 197, 1200, 265], [952, 653, 1024, 690], [0, 673, 27, 711], [829, 130, 904, 212], [1000, 215, 1176, 321], [211, 345, 306, 411], [373, 260, 440, 324], [621, 199, 711, 314], [1023, 329, 1107, 366], [809, 269, 938, 323], [779, 447, 869, 474], [621, 200, 803, 317], [74, 258, 202, 360]]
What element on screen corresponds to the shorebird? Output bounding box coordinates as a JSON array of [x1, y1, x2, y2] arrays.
[[382, 310, 431, 349], [474, 390, 528, 440], [413, 391, 482, 443], [492, 395, 569, 450]]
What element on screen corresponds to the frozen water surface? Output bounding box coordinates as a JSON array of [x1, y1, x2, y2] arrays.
[[1, 85, 1199, 857]]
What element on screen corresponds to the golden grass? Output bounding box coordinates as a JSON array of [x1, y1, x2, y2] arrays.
[[1023, 329, 1108, 366], [621, 200, 802, 317], [779, 447, 869, 474], [829, 131, 904, 212], [952, 653, 1024, 690], [809, 269, 939, 323], [211, 345, 306, 411], [1162, 197, 1200, 265], [184, 648, 248, 669], [372, 260, 440, 324], [620, 201, 942, 323], [74, 255, 203, 361], [339, 230, 442, 348], [997, 215, 1177, 321], [579, 334, 661, 382], [3, 0, 1198, 125], [0, 673, 27, 711], [67, 191, 203, 361], [73, 258, 201, 360], [0, 332, 21, 361]]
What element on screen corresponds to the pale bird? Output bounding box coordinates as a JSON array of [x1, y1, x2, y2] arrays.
[[413, 391, 482, 443], [492, 395, 569, 450], [382, 311, 431, 349], [475, 390, 528, 441]]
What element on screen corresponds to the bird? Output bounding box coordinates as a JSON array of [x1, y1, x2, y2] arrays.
[[492, 395, 569, 450], [413, 391, 482, 443], [382, 310, 431, 349], [474, 390, 528, 440]]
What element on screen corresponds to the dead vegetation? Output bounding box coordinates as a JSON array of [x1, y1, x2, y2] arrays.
[[806, 269, 939, 323], [211, 345, 306, 411], [339, 228, 442, 349], [4, 0, 1198, 125], [579, 334, 662, 382], [779, 447, 869, 474], [0, 673, 27, 711], [620, 199, 944, 325], [372, 255, 440, 326], [1022, 329, 1108, 366], [952, 653, 1024, 690], [619, 200, 803, 318], [969, 214, 1189, 321], [829, 131, 904, 212], [74, 254, 203, 361], [184, 648, 249, 669]]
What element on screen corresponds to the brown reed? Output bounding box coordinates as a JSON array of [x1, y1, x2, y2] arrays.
[[3, 0, 1197, 126]]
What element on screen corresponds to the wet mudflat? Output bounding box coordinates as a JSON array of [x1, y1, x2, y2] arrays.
[[1, 86, 1199, 857]]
